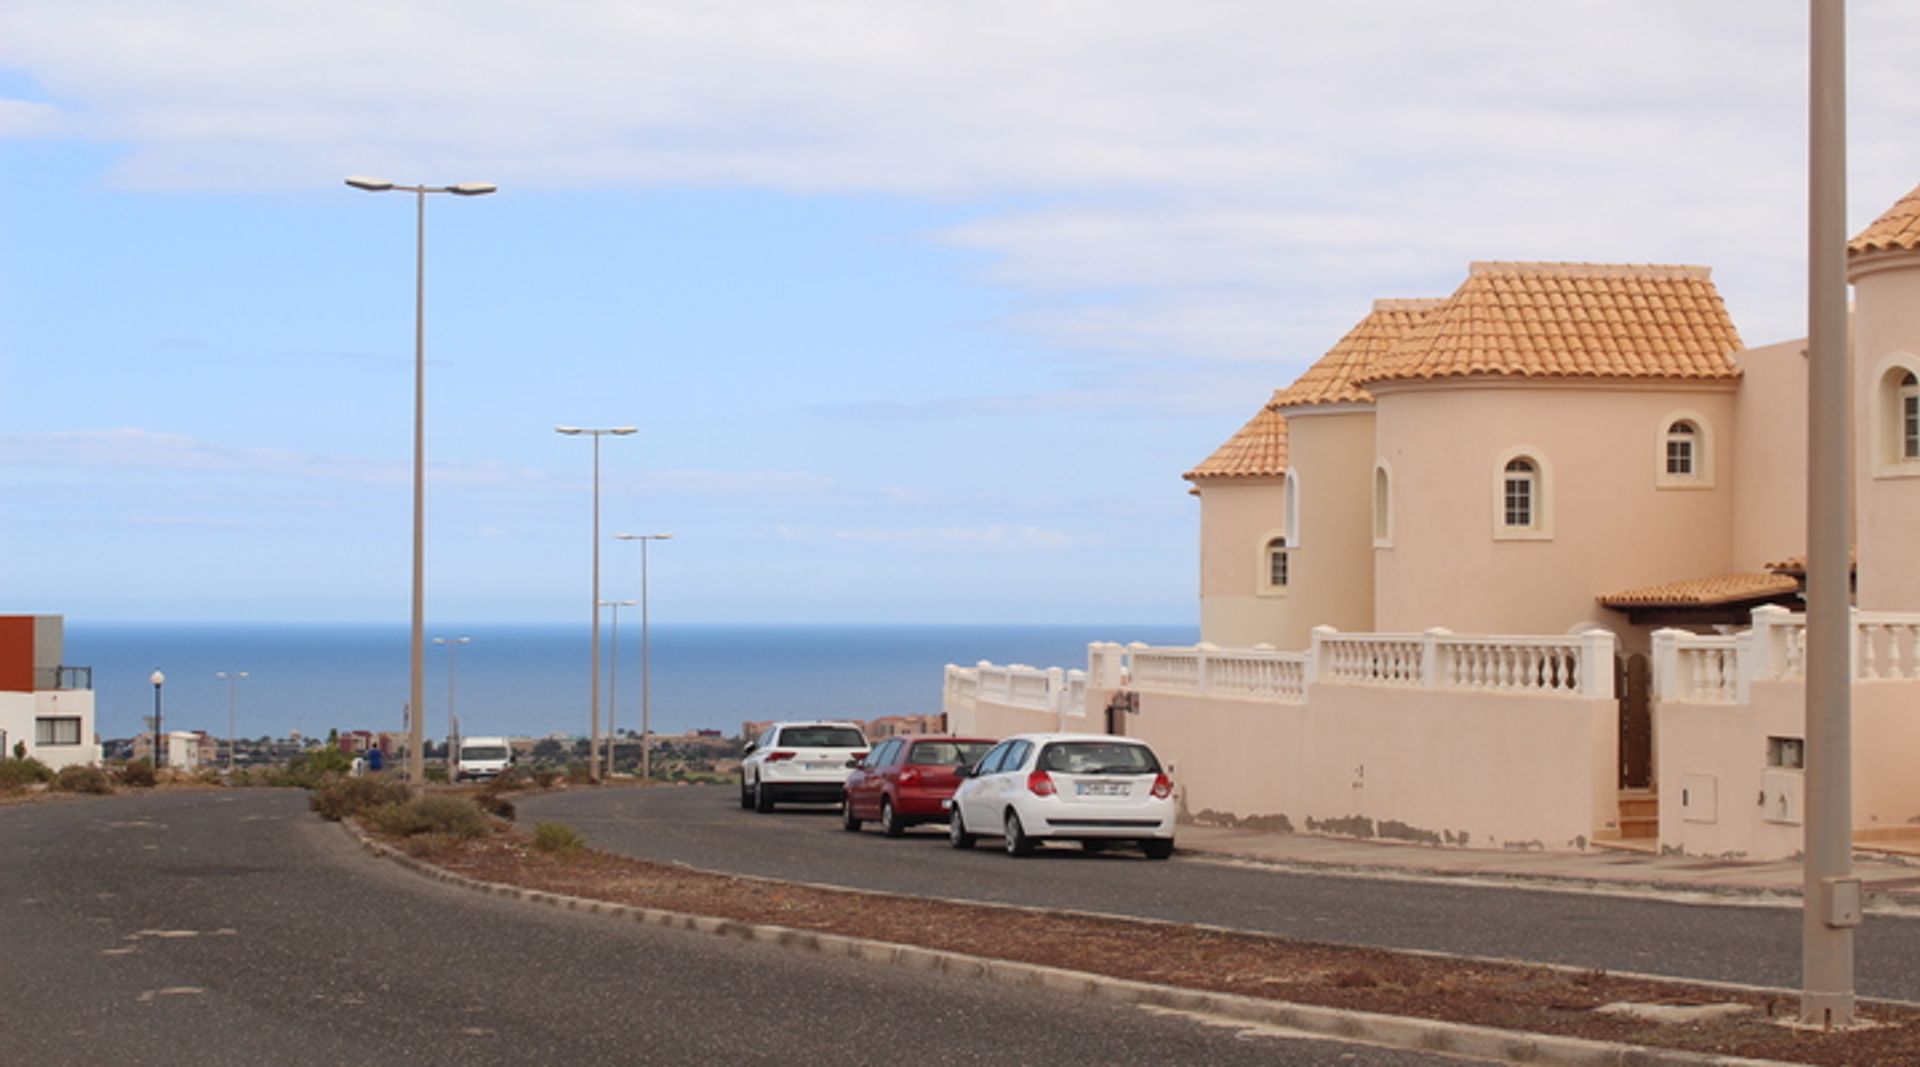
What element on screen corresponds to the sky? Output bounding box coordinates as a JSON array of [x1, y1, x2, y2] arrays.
[[4, 2, 1920, 626]]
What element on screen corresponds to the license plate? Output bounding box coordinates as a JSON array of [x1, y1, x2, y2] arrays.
[[1075, 781, 1130, 797], [804, 761, 835, 772]]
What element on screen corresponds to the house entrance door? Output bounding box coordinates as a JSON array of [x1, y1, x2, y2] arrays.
[[1103, 692, 1132, 737], [1615, 652, 1652, 788]]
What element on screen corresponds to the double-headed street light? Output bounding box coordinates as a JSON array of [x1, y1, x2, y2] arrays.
[[346, 175, 496, 792], [215, 671, 248, 772], [598, 600, 637, 777], [617, 532, 672, 782], [433, 637, 471, 774], [558, 426, 636, 782]]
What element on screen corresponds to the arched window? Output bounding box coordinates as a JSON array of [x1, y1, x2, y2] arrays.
[[1665, 420, 1697, 476], [1372, 462, 1392, 546], [1503, 458, 1536, 529], [1265, 536, 1290, 590], [1903, 371, 1918, 460]]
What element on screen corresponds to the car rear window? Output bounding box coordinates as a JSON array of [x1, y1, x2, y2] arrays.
[[908, 741, 994, 766], [1037, 741, 1160, 775], [460, 746, 509, 761], [777, 726, 866, 748]]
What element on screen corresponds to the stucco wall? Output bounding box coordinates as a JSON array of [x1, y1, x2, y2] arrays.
[[0, 689, 99, 770], [1373, 380, 1738, 635], [1851, 259, 1920, 611], [1731, 338, 1811, 570], [1280, 409, 1376, 646], [1194, 478, 1292, 647], [948, 698, 1085, 740], [1127, 684, 1615, 850], [1656, 678, 1920, 860]]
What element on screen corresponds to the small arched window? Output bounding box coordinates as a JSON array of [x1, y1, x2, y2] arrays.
[[1665, 420, 1697, 476], [1903, 371, 1918, 460], [1503, 458, 1536, 529], [1372, 463, 1392, 546], [1265, 536, 1290, 589]]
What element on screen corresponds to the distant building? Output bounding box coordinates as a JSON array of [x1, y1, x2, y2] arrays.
[[0, 614, 99, 770]]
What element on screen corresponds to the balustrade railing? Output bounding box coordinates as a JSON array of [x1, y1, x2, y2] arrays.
[[949, 661, 1087, 718], [1652, 605, 1920, 704]]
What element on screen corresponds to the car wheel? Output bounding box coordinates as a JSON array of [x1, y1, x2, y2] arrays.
[[880, 798, 905, 838], [753, 782, 776, 813], [1143, 838, 1175, 860], [1004, 811, 1035, 857], [738, 776, 753, 810], [841, 800, 862, 832], [948, 808, 976, 850]]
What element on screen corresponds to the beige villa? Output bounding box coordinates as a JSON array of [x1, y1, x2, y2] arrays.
[[945, 184, 1920, 860]]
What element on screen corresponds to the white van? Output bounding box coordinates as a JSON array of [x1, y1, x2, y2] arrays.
[[454, 736, 514, 782]]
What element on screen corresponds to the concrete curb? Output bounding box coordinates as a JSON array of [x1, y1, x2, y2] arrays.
[[340, 820, 1805, 1067]]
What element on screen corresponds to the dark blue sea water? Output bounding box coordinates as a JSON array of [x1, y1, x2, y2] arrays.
[[65, 623, 1195, 742]]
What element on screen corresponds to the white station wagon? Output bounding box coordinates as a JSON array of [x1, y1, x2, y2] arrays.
[[947, 733, 1175, 859]]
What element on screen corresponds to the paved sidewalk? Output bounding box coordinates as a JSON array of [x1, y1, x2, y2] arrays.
[[1175, 824, 1920, 907]]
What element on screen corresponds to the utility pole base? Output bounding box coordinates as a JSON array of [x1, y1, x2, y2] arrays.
[[1798, 991, 1858, 1030]]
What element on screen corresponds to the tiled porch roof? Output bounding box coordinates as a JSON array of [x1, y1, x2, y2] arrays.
[[1596, 572, 1800, 609], [1762, 550, 1856, 578], [1184, 403, 1288, 481], [1359, 262, 1744, 387], [1271, 299, 1443, 409], [1850, 182, 1920, 255]]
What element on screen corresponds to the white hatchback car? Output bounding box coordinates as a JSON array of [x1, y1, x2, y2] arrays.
[[947, 733, 1175, 858], [739, 721, 870, 813]]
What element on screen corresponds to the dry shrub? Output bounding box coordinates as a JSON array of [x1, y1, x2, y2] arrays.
[[368, 795, 491, 839], [310, 775, 411, 821], [50, 765, 113, 794], [533, 821, 586, 855], [0, 757, 55, 792]]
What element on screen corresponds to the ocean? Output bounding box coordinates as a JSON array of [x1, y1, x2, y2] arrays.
[[64, 622, 1196, 743]]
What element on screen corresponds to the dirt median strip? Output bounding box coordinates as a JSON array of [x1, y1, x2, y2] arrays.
[[341, 817, 1912, 1067]]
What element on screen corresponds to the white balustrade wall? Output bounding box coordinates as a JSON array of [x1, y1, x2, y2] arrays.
[[946, 661, 1087, 719], [1651, 604, 1920, 704]]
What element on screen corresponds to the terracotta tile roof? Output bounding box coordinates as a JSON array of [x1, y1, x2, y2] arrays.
[[1596, 572, 1801, 610], [1271, 299, 1444, 409], [1850, 183, 1920, 255], [1184, 403, 1288, 481], [1762, 550, 1855, 578], [1359, 262, 1744, 387]]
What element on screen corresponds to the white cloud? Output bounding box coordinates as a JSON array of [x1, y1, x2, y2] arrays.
[[4, 2, 1920, 380]]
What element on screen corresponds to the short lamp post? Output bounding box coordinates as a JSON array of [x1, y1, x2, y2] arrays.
[[599, 600, 637, 778], [215, 671, 248, 772], [617, 532, 672, 782], [557, 425, 636, 783], [346, 174, 496, 794], [148, 669, 166, 769]]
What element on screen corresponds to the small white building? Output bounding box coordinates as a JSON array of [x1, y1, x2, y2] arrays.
[[0, 614, 100, 771]]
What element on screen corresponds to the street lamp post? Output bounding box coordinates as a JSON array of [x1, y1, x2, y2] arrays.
[[433, 637, 471, 778], [617, 532, 672, 782], [345, 175, 496, 794], [148, 669, 166, 769], [215, 671, 249, 773], [599, 600, 637, 777], [557, 426, 636, 784]]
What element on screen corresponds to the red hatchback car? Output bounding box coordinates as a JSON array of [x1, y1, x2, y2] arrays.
[[842, 734, 997, 836]]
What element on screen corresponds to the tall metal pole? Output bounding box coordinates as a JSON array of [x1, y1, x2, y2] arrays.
[[1802, 0, 1858, 1029], [409, 185, 427, 793], [641, 538, 653, 782], [600, 601, 633, 777], [345, 175, 495, 795], [557, 426, 635, 784], [149, 669, 165, 769], [434, 637, 469, 778], [217, 671, 248, 773]]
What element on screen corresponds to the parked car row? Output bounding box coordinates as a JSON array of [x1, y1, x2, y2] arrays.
[[738, 720, 1177, 859]]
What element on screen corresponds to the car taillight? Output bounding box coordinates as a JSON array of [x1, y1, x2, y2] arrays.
[[850, 751, 868, 762], [765, 751, 796, 762], [1151, 772, 1173, 799], [1027, 770, 1056, 797]]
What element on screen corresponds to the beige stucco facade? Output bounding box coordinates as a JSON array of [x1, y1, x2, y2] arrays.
[[1371, 379, 1737, 642], [1729, 338, 1811, 571], [1274, 408, 1376, 646], [1193, 477, 1290, 646], [1850, 253, 1920, 610]]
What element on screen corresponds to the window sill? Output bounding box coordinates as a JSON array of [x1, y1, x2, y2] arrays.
[[1655, 478, 1715, 491], [1493, 528, 1553, 542], [1256, 587, 1290, 598], [1871, 463, 1920, 480]]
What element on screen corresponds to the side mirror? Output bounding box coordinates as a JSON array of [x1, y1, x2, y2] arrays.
[[953, 764, 972, 779], [742, 742, 757, 755]]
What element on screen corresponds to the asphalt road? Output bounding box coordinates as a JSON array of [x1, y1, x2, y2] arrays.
[[523, 784, 1920, 1002], [0, 791, 1474, 1067]]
